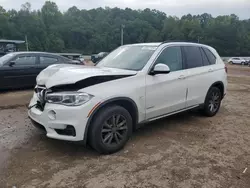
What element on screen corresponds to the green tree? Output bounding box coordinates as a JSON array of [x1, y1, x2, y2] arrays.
[[1, 2, 249, 56]]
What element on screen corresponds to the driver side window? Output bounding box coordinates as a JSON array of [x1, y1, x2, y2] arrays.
[[155, 46, 183, 72]]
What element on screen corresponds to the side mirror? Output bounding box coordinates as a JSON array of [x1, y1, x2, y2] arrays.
[[9, 61, 15, 67], [151, 63, 170, 75]]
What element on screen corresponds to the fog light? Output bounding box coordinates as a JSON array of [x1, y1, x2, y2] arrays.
[[55, 125, 76, 137], [48, 110, 56, 120]]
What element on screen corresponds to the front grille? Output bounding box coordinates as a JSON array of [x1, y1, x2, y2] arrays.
[[36, 101, 44, 111]]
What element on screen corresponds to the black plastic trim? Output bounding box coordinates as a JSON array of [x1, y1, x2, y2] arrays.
[[206, 81, 225, 100], [83, 97, 139, 145], [50, 75, 134, 92]]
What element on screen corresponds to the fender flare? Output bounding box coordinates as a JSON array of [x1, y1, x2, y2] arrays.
[[205, 81, 225, 102], [83, 97, 139, 145]]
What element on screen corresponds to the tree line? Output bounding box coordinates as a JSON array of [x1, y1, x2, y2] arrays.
[[0, 1, 250, 56]]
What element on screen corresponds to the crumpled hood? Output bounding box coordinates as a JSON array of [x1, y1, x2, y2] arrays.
[[36, 64, 137, 88]]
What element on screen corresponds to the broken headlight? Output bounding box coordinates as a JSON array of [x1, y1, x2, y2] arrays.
[[46, 92, 93, 106]]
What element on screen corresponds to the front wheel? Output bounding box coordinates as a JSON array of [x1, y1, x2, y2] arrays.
[[241, 62, 245, 65], [89, 105, 133, 154], [202, 87, 222, 117]]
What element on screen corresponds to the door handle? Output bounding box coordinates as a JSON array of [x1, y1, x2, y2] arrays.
[[178, 75, 186, 79], [208, 69, 213, 72]]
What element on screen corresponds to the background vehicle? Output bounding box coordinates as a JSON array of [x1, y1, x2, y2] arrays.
[[247, 59, 250, 66], [228, 57, 247, 65], [28, 42, 227, 154], [0, 52, 77, 89], [57, 53, 85, 64], [0, 39, 25, 57], [91, 52, 109, 63]]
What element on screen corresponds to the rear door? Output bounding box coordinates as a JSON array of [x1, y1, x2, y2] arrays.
[[183, 46, 217, 107], [37, 55, 60, 73], [1, 54, 38, 88]]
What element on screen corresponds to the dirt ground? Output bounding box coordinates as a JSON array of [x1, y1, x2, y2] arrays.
[[0, 64, 250, 188]]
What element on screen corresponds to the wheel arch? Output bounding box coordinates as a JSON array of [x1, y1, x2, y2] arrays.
[[207, 81, 225, 100], [83, 97, 139, 145]]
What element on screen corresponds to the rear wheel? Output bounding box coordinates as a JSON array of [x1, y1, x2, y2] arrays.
[[89, 105, 132, 154], [229, 61, 233, 64], [202, 87, 222, 117], [241, 62, 245, 65]]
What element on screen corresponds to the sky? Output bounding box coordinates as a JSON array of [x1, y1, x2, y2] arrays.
[[0, 0, 250, 19]]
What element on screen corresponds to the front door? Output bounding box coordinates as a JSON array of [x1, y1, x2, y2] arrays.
[[145, 46, 187, 120]]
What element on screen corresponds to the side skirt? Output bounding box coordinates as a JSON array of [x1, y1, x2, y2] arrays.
[[136, 104, 201, 128]]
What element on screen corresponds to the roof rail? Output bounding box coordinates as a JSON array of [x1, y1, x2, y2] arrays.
[[161, 40, 198, 44]]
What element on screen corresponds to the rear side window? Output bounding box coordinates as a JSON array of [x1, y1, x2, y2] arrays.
[[183, 46, 203, 69], [15, 56, 36, 65], [200, 48, 210, 66], [40, 56, 58, 65], [203, 48, 216, 65]]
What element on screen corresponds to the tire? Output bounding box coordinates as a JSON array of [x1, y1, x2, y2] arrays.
[[202, 87, 222, 117], [229, 61, 233, 64], [241, 62, 245, 65], [89, 105, 133, 154]]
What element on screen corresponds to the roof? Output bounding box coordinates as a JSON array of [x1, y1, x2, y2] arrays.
[[0, 39, 25, 44], [57, 53, 82, 56], [128, 43, 161, 46], [8, 51, 60, 56]]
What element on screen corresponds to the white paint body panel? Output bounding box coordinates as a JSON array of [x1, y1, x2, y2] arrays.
[[28, 42, 227, 142], [186, 65, 226, 107], [36, 64, 137, 88], [145, 70, 188, 119]]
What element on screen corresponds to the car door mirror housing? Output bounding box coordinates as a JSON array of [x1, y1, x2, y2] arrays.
[[151, 64, 170, 75], [9, 61, 15, 67]]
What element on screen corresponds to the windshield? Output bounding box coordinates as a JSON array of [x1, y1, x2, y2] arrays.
[[0, 53, 15, 66], [96, 45, 157, 71]]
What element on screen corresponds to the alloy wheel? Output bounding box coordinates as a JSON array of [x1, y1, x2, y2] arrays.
[[101, 114, 128, 146], [208, 91, 220, 113]]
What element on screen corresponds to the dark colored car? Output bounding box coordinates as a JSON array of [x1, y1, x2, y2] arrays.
[[0, 52, 77, 89], [57, 53, 85, 64], [247, 60, 250, 67], [91, 52, 108, 63]]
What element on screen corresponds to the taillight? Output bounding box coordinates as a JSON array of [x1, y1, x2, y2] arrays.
[[225, 66, 228, 73]]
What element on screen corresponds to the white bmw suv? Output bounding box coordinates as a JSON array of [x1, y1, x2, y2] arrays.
[[28, 42, 227, 154]]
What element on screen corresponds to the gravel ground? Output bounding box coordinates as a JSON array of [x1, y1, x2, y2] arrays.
[[0, 64, 250, 188]]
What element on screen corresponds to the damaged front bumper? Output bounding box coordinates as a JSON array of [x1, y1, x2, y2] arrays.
[[28, 92, 101, 142]]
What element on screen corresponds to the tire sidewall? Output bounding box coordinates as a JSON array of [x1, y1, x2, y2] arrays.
[[90, 105, 133, 154], [203, 87, 222, 117]]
